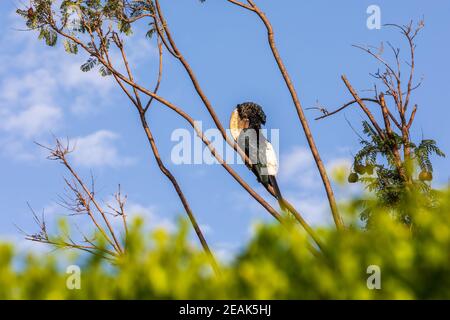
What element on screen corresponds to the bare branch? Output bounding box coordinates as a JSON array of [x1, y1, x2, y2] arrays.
[[38, 140, 124, 254], [314, 98, 380, 120], [407, 104, 418, 129], [352, 44, 401, 84], [227, 0, 255, 11], [341, 75, 386, 140], [144, 37, 163, 113]]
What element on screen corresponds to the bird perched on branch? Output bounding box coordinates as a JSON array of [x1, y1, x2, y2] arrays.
[[229, 102, 282, 200]]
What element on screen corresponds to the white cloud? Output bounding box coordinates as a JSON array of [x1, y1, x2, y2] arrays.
[[284, 193, 333, 226], [281, 146, 313, 176], [63, 60, 114, 92], [69, 95, 99, 116], [279, 146, 320, 189], [0, 67, 62, 143], [126, 202, 176, 232], [0, 14, 116, 161], [104, 201, 176, 234], [127, 36, 158, 65], [213, 242, 240, 264], [0, 234, 50, 255], [0, 5, 161, 164], [199, 224, 213, 235], [69, 130, 135, 168], [2, 104, 62, 138], [326, 157, 352, 173], [0, 68, 57, 105], [279, 146, 358, 192], [0, 137, 36, 161], [275, 146, 363, 226]]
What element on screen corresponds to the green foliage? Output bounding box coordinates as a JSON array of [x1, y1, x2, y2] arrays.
[[413, 139, 445, 173], [39, 27, 58, 47], [354, 124, 446, 188], [145, 22, 156, 39], [64, 39, 79, 54], [1, 190, 449, 299], [349, 121, 445, 224], [80, 57, 98, 72], [17, 1, 58, 46], [16, 0, 164, 79], [129, 0, 155, 18], [99, 65, 113, 77], [16, 1, 157, 50]]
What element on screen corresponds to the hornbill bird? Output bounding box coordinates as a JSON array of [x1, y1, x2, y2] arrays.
[[229, 103, 326, 250], [229, 102, 283, 200]]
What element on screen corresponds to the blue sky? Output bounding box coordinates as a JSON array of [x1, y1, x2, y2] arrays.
[[0, 0, 449, 259]]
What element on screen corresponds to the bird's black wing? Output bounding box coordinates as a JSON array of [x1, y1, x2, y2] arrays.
[[238, 129, 264, 182], [237, 130, 274, 192]]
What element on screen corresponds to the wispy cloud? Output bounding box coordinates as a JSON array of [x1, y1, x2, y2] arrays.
[[0, 67, 63, 145], [213, 241, 240, 264], [275, 146, 362, 226], [284, 193, 333, 226], [99, 200, 176, 234], [0, 11, 116, 161], [326, 157, 352, 173], [69, 130, 135, 168], [279, 146, 320, 189], [1, 104, 62, 138]]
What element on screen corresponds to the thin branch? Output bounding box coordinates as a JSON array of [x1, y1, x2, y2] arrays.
[[314, 98, 380, 120], [341, 75, 386, 140], [407, 104, 418, 129], [352, 44, 401, 84], [226, 0, 255, 11], [144, 37, 163, 113], [43, 140, 124, 254]]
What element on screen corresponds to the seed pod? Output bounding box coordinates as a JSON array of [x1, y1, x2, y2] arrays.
[[365, 164, 374, 175], [419, 171, 433, 182], [348, 172, 359, 183], [354, 164, 366, 175]]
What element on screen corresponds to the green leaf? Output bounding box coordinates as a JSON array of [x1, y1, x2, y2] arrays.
[[80, 57, 98, 72], [118, 21, 133, 36], [64, 39, 78, 54], [146, 27, 156, 39], [39, 28, 58, 47], [99, 65, 112, 77]]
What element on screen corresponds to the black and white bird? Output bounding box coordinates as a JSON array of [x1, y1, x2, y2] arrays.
[[230, 102, 283, 200]]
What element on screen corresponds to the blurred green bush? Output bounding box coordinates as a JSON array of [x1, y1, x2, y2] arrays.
[[0, 189, 449, 300]]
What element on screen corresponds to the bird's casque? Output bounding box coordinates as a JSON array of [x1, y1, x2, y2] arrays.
[[229, 102, 266, 141]]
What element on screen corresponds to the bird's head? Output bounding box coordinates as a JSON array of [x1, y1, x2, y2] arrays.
[[229, 102, 266, 140]]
